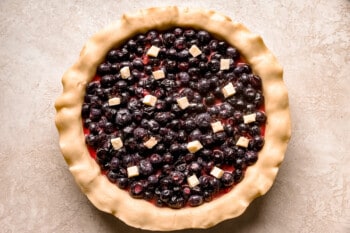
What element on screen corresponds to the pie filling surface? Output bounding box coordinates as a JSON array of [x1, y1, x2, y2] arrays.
[[82, 28, 267, 209]]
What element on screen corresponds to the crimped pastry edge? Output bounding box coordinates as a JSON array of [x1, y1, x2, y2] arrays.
[[55, 6, 291, 231]]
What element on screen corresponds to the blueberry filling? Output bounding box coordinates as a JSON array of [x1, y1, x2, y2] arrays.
[[82, 28, 266, 209]]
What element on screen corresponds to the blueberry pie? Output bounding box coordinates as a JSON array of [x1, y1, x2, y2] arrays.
[[55, 7, 291, 230]]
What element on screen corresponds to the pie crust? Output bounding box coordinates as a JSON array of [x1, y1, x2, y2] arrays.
[[55, 6, 291, 230]]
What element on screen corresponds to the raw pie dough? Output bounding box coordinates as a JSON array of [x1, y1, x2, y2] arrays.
[[55, 6, 291, 231]]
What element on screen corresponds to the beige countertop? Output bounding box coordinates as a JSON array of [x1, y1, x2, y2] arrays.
[[1, 1, 349, 232]]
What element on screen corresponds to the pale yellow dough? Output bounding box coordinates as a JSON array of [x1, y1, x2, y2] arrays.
[[55, 6, 291, 231]]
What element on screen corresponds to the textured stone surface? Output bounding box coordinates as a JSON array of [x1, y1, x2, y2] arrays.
[[0, 0, 349, 232]]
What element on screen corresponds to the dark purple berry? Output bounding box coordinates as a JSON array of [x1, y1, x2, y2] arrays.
[[221, 172, 234, 187], [130, 181, 145, 198], [139, 160, 154, 176], [188, 195, 203, 207], [245, 151, 258, 165]]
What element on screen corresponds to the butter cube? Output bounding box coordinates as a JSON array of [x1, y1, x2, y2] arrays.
[[236, 136, 250, 148], [243, 113, 257, 124], [111, 137, 123, 150], [143, 94, 157, 107], [211, 121, 224, 133], [187, 140, 203, 153], [120, 66, 131, 79], [108, 97, 121, 106], [221, 82, 236, 98], [127, 166, 139, 178], [210, 166, 224, 179], [144, 136, 158, 149], [176, 96, 190, 110], [146, 45, 160, 57], [220, 59, 231, 70], [187, 174, 200, 188], [152, 70, 165, 80], [189, 45, 202, 57]]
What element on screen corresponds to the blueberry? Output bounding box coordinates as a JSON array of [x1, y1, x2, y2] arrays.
[[97, 62, 112, 75], [209, 177, 220, 193], [254, 92, 264, 107], [88, 122, 100, 135], [233, 169, 243, 183], [238, 123, 248, 133], [212, 150, 224, 164], [178, 72, 190, 86], [200, 149, 212, 159], [126, 39, 137, 52], [162, 164, 174, 175], [148, 119, 160, 132], [139, 160, 154, 176], [189, 161, 202, 175], [189, 57, 199, 67], [124, 138, 138, 152], [109, 157, 120, 171], [122, 154, 134, 167], [184, 119, 197, 132], [154, 112, 172, 125], [211, 52, 222, 60], [184, 29, 196, 39], [100, 75, 115, 88], [196, 113, 211, 129], [174, 38, 186, 51], [117, 177, 129, 189], [169, 143, 183, 155], [188, 67, 200, 76], [151, 38, 162, 47], [132, 110, 143, 122], [208, 106, 220, 116], [150, 153, 163, 166], [170, 171, 185, 185], [103, 122, 114, 134], [249, 135, 265, 151], [249, 74, 261, 87], [116, 80, 128, 90], [168, 196, 185, 209], [90, 108, 102, 121], [204, 93, 215, 106], [249, 125, 261, 136], [189, 129, 202, 141], [203, 191, 213, 202], [148, 174, 159, 187], [114, 108, 131, 126], [155, 143, 166, 153], [213, 131, 227, 143], [160, 189, 173, 203], [226, 47, 239, 60], [233, 110, 243, 123], [201, 134, 215, 147], [233, 157, 245, 170], [221, 172, 234, 187], [173, 28, 183, 37], [163, 152, 174, 164], [198, 78, 211, 93], [130, 181, 145, 198], [245, 151, 258, 165], [163, 32, 176, 47], [197, 30, 211, 44], [223, 147, 235, 163], [177, 50, 189, 61], [171, 103, 182, 115], [217, 41, 228, 53], [188, 195, 204, 207], [198, 61, 208, 73], [256, 111, 267, 124], [244, 87, 256, 101]]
